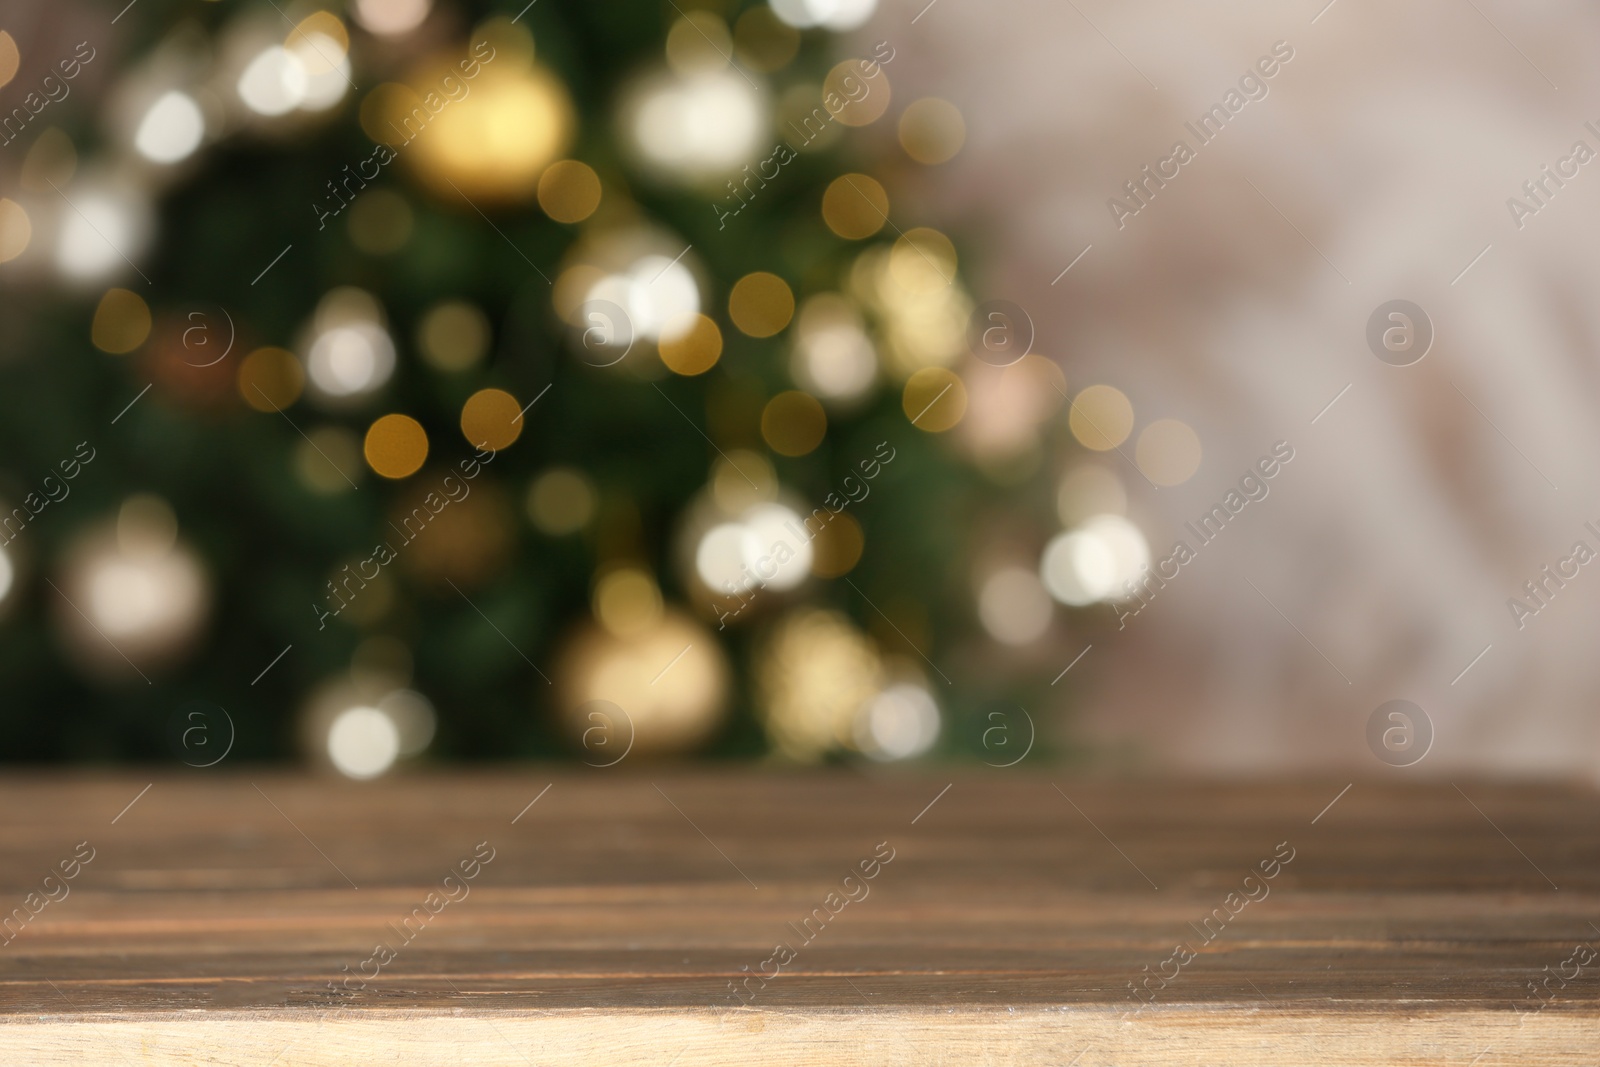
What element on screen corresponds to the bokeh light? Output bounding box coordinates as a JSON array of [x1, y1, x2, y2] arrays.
[[761, 391, 827, 456], [821, 173, 888, 240], [418, 300, 490, 372], [364, 414, 429, 479], [528, 467, 596, 535], [460, 387, 524, 451], [729, 271, 794, 338], [1136, 418, 1202, 486], [898, 97, 966, 164], [1068, 384, 1134, 451], [90, 289, 152, 354], [902, 367, 967, 431], [537, 159, 602, 223], [238, 346, 305, 412]]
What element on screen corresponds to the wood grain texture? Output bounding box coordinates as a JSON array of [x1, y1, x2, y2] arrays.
[[0, 772, 1596, 1064]]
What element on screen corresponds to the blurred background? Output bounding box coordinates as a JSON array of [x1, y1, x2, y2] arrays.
[[1, 0, 1592, 778]]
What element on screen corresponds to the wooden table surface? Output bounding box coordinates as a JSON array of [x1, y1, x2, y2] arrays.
[[1, 772, 1597, 1064]]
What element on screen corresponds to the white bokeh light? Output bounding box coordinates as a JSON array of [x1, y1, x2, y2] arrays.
[[56, 191, 144, 281], [0, 543, 15, 607], [326, 705, 401, 779], [306, 322, 396, 399], [1040, 514, 1150, 606], [291, 33, 351, 111], [741, 502, 813, 592], [696, 522, 760, 594], [587, 255, 700, 342], [854, 682, 940, 761], [352, 0, 432, 36], [792, 295, 876, 402], [770, 0, 878, 30], [625, 70, 766, 183], [977, 566, 1053, 645], [134, 91, 205, 164], [238, 46, 308, 116]]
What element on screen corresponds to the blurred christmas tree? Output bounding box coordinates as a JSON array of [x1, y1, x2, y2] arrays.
[[0, 0, 1096, 771]]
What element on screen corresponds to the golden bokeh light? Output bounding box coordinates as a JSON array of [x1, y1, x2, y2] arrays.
[[729, 271, 795, 338], [291, 12, 350, 58], [810, 511, 864, 578], [821, 173, 888, 240], [348, 188, 414, 255], [367, 55, 574, 202], [1057, 463, 1126, 526], [898, 97, 966, 164], [902, 367, 967, 432], [91, 289, 152, 354], [536, 159, 601, 223], [0, 31, 18, 90], [761, 391, 827, 456], [712, 449, 777, 513], [417, 300, 490, 371], [823, 59, 890, 127], [527, 467, 596, 535], [665, 12, 732, 74], [1136, 418, 1203, 486], [593, 565, 664, 638], [364, 413, 429, 479], [1068, 384, 1135, 451], [659, 313, 722, 376], [733, 7, 799, 73], [296, 426, 362, 493], [20, 128, 76, 193], [238, 346, 305, 412], [460, 387, 524, 451], [888, 227, 957, 293], [0, 198, 29, 262]]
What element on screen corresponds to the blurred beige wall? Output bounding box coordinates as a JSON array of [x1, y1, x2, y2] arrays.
[[877, 0, 1600, 775]]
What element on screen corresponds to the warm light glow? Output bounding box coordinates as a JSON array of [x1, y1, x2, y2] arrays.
[[56, 190, 143, 281], [623, 68, 767, 184], [741, 502, 813, 592], [902, 367, 967, 432], [821, 173, 888, 240], [761, 391, 827, 456], [1069, 384, 1135, 451], [238, 347, 305, 412], [364, 414, 429, 479], [237, 46, 309, 116], [326, 705, 401, 779], [134, 91, 205, 164], [854, 681, 940, 761], [410, 66, 574, 201], [898, 97, 965, 164], [91, 289, 152, 354], [659, 313, 723, 376], [0, 542, 13, 607], [729, 271, 794, 338], [978, 566, 1052, 645], [594, 566, 665, 638], [417, 300, 489, 371], [1057, 464, 1127, 525], [770, 0, 878, 31], [1136, 418, 1203, 486], [537, 159, 602, 224], [527, 467, 596, 535], [352, 0, 431, 37], [0, 198, 30, 263], [306, 322, 396, 400], [792, 294, 877, 402], [1041, 514, 1150, 606], [586, 255, 700, 342], [460, 387, 524, 451]]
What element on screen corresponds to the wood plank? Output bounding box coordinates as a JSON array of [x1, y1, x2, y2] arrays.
[[0, 773, 1596, 1064]]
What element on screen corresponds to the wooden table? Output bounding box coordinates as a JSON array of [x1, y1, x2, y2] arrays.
[[1, 772, 1596, 1064]]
